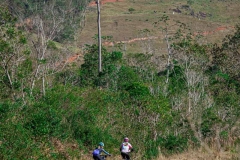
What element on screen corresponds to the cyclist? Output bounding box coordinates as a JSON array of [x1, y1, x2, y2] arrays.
[[92, 142, 111, 160], [120, 137, 134, 160]]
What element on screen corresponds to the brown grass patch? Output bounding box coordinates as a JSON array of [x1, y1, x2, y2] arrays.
[[79, 0, 239, 51]]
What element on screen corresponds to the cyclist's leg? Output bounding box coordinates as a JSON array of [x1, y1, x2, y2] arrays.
[[121, 152, 126, 159], [93, 155, 103, 160], [121, 152, 131, 160], [121, 152, 124, 159], [126, 153, 130, 160]]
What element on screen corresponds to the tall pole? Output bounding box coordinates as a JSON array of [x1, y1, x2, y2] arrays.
[[97, 0, 102, 73]]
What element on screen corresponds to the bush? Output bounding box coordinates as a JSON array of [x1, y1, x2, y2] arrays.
[[24, 106, 61, 137], [128, 8, 135, 13], [162, 134, 188, 154], [79, 44, 123, 88], [123, 82, 150, 98]]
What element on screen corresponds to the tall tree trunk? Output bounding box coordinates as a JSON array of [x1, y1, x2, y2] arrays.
[[97, 0, 102, 73]]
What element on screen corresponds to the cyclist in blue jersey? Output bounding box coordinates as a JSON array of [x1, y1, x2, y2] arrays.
[[92, 142, 111, 160]]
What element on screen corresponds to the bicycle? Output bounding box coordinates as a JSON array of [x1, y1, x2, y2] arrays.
[[100, 154, 111, 160]]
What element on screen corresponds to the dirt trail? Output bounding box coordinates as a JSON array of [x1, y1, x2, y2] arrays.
[[65, 27, 234, 64], [88, 0, 124, 7], [64, 25, 234, 64], [195, 26, 235, 36], [102, 25, 235, 47]]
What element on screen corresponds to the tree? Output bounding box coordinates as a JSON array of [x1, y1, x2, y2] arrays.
[[170, 31, 214, 153], [207, 23, 240, 151], [8, 0, 89, 42], [79, 44, 122, 89], [0, 6, 30, 100], [212, 24, 240, 80], [97, 0, 102, 73], [153, 15, 173, 84], [8, 0, 90, 96]]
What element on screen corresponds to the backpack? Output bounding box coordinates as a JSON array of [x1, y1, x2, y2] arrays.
[[92, 149, 100, 156]]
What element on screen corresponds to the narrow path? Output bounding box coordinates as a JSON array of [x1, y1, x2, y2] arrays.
[[102, 25, 235, 46], [64, 25, 234, 64], [88, 0, 124, 7]]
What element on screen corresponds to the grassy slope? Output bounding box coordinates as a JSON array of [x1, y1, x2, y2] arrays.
[[78, 0, 239, 54]]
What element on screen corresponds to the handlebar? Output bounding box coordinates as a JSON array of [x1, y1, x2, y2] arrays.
[[100, 155, 107, 158], [100, 154, 111, 159]]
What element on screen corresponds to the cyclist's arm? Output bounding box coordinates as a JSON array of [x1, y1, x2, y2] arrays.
[[119, 143, 123, 152], [102, 149, 110, 155], [129, 143, 133, 151]]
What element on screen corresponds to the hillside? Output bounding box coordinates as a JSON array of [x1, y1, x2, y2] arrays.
[[0, 0, 240, 159], [78, 0, 238, 52], [76, 0, 239, 72]]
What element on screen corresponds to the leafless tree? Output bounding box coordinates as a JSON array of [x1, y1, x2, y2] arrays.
[[11, 0, 89, 96]]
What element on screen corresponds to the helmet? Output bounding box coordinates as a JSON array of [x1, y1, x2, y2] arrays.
[[99, 142, 104, 146], [124, 137, 129, 142]]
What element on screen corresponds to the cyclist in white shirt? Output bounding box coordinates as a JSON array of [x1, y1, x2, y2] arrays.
[[119, 137, 134, 160]]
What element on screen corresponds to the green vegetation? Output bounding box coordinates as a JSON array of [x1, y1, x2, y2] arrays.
[[0, 1, 240, 160], [6, 0, 90, 42], [128, 8, 135, 14]]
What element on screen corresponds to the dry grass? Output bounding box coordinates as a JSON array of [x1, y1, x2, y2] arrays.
[[78, 0, 239, 53], [157, 150, 238, 160], [63, 150, 239, 160], [47, 138, 240, 160], [75, 0, 238, 71]]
